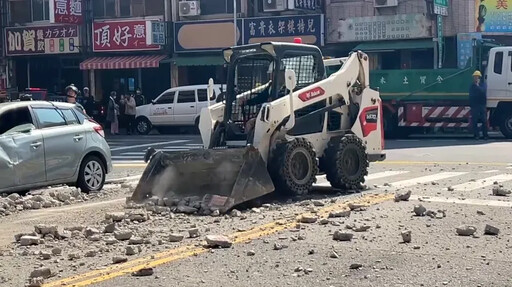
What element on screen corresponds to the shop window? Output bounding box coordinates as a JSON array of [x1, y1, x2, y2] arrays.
[[379, 51, 401, 70], [410, 50, 434, 69], [9, 0, 31, 24], [176, 91, 196, 103], [32, 0, 50, 22]]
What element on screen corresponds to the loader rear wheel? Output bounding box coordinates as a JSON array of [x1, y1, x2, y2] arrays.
[[270, 138, 318, 196], [324, 135, 368, 189]]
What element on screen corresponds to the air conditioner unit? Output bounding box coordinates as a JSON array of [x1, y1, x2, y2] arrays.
[[374, 0, 398, 8], [263, 0, 287, 12], [179, 1, 201, 17]]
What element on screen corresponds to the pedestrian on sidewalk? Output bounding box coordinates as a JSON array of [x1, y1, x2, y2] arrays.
[[469, 70, 488, 140], [107, 91, 119, 135], [135, 88, 146, 106], [82, 87, 96, 117], [125, 93, 137, 135]]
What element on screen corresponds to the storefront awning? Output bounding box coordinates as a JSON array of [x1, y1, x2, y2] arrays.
[[80, 55, 168, 70], [172, 56, 225, 67], [353, 39, 435, 52]]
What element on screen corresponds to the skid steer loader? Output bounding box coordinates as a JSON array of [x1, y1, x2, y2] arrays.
[[131, 40, 386, 213]]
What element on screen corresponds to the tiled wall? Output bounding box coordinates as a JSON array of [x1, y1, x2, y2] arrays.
[[326, 0, 476, 43]]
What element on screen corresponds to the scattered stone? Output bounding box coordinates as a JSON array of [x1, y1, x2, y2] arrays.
[[348, 203, 366, 211], [205, 235, 232, 248], [425, 210, 437, 218], [413, 245, 421, 250], [329, 251, 339, 258], [20, 236, 40, 246], [484, 224, 500, 236], [176, 205, 198, 214], [85, 250, 97, 258], [125, 246, 138, 256], [132, 268, 154, 277], [188, 228, 200, 238], [353, 225, 371, 232], [350, 263, 363, 269], [492, 185, 511, 196], [104, 238, 118, 245], [129, 237, 144, 245], [103, 222, 116, 234], [7, 193, 21, 201], [30, 267, 52, 279], [105, 212, 125, 222], [329, 210, 351, 218], [210, 209, 220, 217], [28, 277, 45, 287], [168, 233, 184, 242], [56, 229, 72, 240], [394, 190, 412, 202], [56, 190, 72, 202], [304, 268, 313, 274], [312, 200, 325, 207], [230, 209, 242, 217], [34, 224, 58, 236], [294, 266, 304, 272], [68, 253, 81, 260], [247, 250, 256, 256], [113, 256, 128, 264], [308, 249, 315, 255], [64, 226, 84, 232], [477, 210, 485, 215], [447, 186, 454, 191], [456, 225, 477, 236], [51, 248, 62, 256], [114, 230, 133, 241], [319, 218, 330, 225], [274, 243, 284, 250], [435, 213, 444, 219], [40, 251, 51, 260], [401, 230, 412, 243], [32, 201, 42, 210], [299, 214, 318, 223], [84, 227, 100, 238], [413, 204, 426, 216], [333, 231, 353, 241]]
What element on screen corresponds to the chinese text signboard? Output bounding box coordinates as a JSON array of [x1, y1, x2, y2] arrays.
[[5, 25, 79, 56], [292, 0, 317, 11], [93, 20, 160, 52], [434, 0, 449, 16], [457, 33, 482, 69], [475, 0, 512, 32], [332, 14, 432, 43], [49, 0, 83, 24], [147, 22, 165, 46], [174, 19, 243, 52], [244, 15, 324, 46]]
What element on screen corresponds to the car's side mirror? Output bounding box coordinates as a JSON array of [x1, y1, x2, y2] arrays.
[[284, 69, 297, 130], [151, 99, 155, 105]]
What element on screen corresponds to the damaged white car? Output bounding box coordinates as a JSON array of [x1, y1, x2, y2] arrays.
[[0, 101, 112, 194]]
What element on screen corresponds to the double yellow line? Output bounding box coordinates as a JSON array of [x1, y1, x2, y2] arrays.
[[43, 192, 393, 286]]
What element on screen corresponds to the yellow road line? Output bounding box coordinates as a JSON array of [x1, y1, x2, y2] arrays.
[[376, 161, 510, 166], [43, 192, 393, 287]]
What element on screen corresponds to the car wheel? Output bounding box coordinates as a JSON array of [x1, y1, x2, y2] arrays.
[[77, 156, 106, 193], [136, 118, 152, 135]]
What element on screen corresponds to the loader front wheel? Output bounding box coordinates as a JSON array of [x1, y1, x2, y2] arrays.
[[324, 135, 368, 189], [270, 138, 318, 196]]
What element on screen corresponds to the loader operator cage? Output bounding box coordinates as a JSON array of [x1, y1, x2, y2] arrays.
[[223, 42, 325, 132]]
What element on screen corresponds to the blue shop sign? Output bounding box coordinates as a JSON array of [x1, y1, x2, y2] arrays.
[[243, 14, 324, 46]]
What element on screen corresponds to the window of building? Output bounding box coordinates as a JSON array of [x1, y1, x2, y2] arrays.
[[9, 0, 31, 24], [494, 51, 503, 75], [200, 0, 241, 15], [32, 0, 50, 22], [145, 0, 164, 16], [93, 0, 117, 18], [92, 0, 164, 18]]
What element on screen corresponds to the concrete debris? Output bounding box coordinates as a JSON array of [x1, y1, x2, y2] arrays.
[[401, 230, 412, 243], [210, 209, 220, 217], [15, 232, 37, 242], [308, 249, 315, 255], [456, 225, 477, 236], [28, 277, 45, 287], [84, 250, 97, 258], [34, 224, 58, 237], [350, 263, 363, 269], [299, 214, 318, 223], [127, 211, 149, 222], [56, 229, 72, 240], [125, 246, 138, 256], [20, 236, 40, 246], [484, 224, 500, 236], [492, 185, 511, 196], [273, 243, 287, 250], [104, 238, 118, 245], [175, 205, 198, 214], [129, 237, 144, 245], [329, 250, 339, 258], [68, 253, 81, 260], [394, 190, 412, 202], [30, 267, 52, 279], [40, 251, 51, 260], [84, 227, 100, 238], [312, 200, 325, 207], [205, 235, 232, 248], [230, 209, 242, 217], [113, 256, 128, 264], [333, 231, 353, 241], [103, 222, 116, 234], [329, 210, 351, 218], [105, 212, 125, 222], [447, 186, 454, 191], [132, 268, 154, 277], [413, 204, 426, 216], [476, 210, 486, 215], [348, 203, 366, 211], [319, 218, 330, 225], [51, 248, 62, 256], [425, 210, 437, 218], [353, 225, 371, 232], [114, 230, 133, 241], [64, 226, 84, 232], [247, 250, 256, 256], [188, 228, 200, 238], [294, 266, 304, 272], [7, 193, 21, 201], [169, 233, 184, 242]]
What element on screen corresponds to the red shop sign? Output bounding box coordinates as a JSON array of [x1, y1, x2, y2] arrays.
[[93, 20, 160, 52], [49, 0, 84, 24]]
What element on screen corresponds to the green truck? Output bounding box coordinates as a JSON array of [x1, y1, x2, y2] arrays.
[[325, 39, 512, 138]]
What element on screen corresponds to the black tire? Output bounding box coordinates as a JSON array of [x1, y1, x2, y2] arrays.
[[499, 112, 512, 139], [323, 135, 369, 189], [136, 117, 152, 135], [77, 156, 106, 193], [269, 138, 318, 196]]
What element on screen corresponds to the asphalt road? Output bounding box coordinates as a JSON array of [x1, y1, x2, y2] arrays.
[[0, 134, 511, 287]]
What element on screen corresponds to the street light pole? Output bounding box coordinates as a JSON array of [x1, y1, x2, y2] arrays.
[[233, 0, 237, 46]]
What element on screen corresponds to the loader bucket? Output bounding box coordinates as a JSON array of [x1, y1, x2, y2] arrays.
[[131, 146, 275, 213]]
